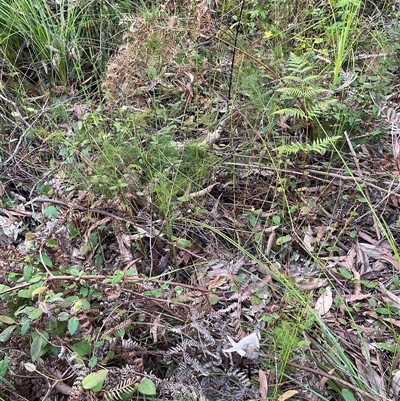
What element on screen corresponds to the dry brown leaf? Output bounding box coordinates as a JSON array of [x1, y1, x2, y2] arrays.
[[303, 226, 314, 252], [341, 247, 357, 270], [392, 132, 400, 172], [359, 242, 400, 271], [391, 370, 400, 397], [185, 71, 194, 102], [315, 287, 333, 316], [264, 225, 280, 233], [258, 369, 268, 399], [116, 233, 134, 263], [319, 368, 335, 391], [378, 282, 400, 309], [265, 229, 276, 256], [381, 317, 400, 328], [207, 275, 227, 290], [72, 103, 89, 117], [2, 208, 32, 217], [151, 314, 161, 343], [315, 225, 326, 243], [295, 277, 327, 290], [277, 390, 298, 401], [355, 358, 386, 396], [344, 293, 371, 302], [103, 284, 121, 301], [182, 249, 191, 265]]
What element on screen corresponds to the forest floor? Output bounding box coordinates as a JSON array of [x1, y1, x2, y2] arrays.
[[1, 1, 400, 401]]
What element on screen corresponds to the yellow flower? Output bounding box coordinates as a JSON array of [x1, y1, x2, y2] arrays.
[[263, 31, 273, 39]]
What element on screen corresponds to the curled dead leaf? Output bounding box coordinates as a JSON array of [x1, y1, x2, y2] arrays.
[[207, 275, 227, 290], [315, 287, 333, 316], [223, 331, 260, 360]]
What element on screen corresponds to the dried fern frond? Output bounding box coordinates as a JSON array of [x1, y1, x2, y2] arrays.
[[102, 309, 128, 329], [335, 69, 358, 92], [190, 320, 215, 346], [102, 377, 138, 401], [102, 318, 133, 338]]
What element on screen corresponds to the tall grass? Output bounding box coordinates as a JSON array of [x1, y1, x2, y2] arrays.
[[0, 0, 131, 90], [328, 0, 362, 82]]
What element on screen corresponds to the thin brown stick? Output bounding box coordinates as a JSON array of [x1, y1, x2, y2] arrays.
[[344, 130, 381, 239], [224, 162, 400, 198], [24, 197, 156, 235]]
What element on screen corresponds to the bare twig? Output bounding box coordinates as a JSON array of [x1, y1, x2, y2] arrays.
[[23, 197, 158, 236], [344, 130, 380, 238], [1, 102, 49, 168]]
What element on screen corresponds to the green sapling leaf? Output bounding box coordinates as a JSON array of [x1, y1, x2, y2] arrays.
[[138, 378, 156, 395], [0, 326, 16, 342], [341, 388, 357, 401], [30, 336, 44, 362], [82, 369, 108, 391], [68, 317, 79, 335], [0, 357, 8, 377], [44, 205, 58, 219]]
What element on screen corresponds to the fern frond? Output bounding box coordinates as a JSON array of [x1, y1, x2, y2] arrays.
[[272, 108, 308, 119], [282, 75, 305, 84], [278, 86, 329, 99], [274, 51, 336, 131], [190, 320, 215, 345], [276, 136, 341, 155], [303, 87, 330, 96], [286, 53, 310, 72], [302, 75, 323, 84], [277, 87, 307, 97], [306, 100, 336, 117]]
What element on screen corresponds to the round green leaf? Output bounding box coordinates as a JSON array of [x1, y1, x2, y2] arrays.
[[138, 378, 156, 395], [36, 252, 53, 267], [71, 340, 91, 356], [208, 294, 219, 305], [0, 357, 9, 377], [338, 268, 353, 279], [88, 356, 98, 368], [272, 215, 281, 225], [28, 308, 43, 320], [58, 312, 70, 321], [176, 238, 192, 248], [276, 235, 291, 246], [44, 205, 58, 219]]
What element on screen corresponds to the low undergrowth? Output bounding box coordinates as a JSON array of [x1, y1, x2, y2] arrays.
[[1, 0, 400, 400]]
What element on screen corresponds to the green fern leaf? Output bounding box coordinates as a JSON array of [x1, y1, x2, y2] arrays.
[[276, 136, 341, 155], [272, 108, 307, 119]]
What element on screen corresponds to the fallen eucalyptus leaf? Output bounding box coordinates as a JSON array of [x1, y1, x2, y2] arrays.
[[315, 287, 333, 316]]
